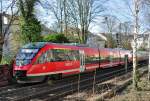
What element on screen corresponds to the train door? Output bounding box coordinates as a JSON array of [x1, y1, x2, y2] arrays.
[[109, 51, 113, 66], [79, 50, 85, 72]]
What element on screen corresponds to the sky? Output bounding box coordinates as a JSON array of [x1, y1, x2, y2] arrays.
[[89, 0, 134, 33], [2, 0, 147, 34], [35, 0, 136, 33]]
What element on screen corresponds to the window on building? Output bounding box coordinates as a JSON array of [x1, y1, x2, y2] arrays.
[[3, 16, 8, 24]]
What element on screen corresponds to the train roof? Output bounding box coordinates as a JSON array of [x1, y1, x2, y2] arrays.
[[22, 42, 88, 49], [21, 42, 132, 51], [22, 42, 47, 49]]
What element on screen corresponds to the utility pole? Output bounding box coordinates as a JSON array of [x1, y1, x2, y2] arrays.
[[0, 0, 2, 36], [133, 0, 139, 90]]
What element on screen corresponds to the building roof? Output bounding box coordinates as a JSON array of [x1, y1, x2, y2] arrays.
[[41, 24, 56, 35], [88, 33, 107, 41]]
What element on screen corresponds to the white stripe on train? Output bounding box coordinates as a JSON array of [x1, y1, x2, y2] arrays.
[[27, 63, 122, 77], [27, 65, 99, 76]]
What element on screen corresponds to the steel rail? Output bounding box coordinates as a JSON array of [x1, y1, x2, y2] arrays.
[[30, 63, 148, 101], [0, 62, 147, 101]]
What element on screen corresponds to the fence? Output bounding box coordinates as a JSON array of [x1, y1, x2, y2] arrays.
[[0, 64, 12, 87]]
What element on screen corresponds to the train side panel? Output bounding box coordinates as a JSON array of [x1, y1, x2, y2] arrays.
[[27, 44, 80, 76], [83, 48, 100, 71], [13, 42, 147, 83]]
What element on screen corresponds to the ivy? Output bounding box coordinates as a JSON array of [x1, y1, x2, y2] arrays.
[[18, 0, 41, 44]]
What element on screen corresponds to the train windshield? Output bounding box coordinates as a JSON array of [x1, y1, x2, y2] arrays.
[[16, 49, 39, 66]]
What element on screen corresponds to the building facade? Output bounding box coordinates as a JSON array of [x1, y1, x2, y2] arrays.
[[86, 33, 107, 48]]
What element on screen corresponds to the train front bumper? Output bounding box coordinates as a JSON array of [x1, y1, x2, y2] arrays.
[[14, 70, 45, 83]]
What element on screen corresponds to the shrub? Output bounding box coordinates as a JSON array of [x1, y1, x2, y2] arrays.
[[42, 34, 69, 43]]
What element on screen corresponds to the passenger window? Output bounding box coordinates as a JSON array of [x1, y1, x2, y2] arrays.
[[74, 51, 79, 60], [46, 50, 53, 62], [52, 49, 79, 62], [35, 50, 53, 64], [70, 50, 79, 61], [52, 49, 67, 61], [36, 52, 47, 64]]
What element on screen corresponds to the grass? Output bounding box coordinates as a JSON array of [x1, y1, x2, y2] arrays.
[[109, 75, 150, 101]]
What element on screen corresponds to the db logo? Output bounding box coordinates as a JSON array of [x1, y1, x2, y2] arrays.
[[43, 66, 46, 70], [65, 63, 72, 66]]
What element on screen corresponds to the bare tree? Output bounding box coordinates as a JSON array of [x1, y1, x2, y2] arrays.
[[42, 0, 105, 43], [67, 0, 82, 43], [101, 15, 119, 48], [133, 0, 140, 90], [63, 0, 68, 36], [68, 0, 105, 43], [102, 15, 119, 34], [0, 0, 18, 62], [123, 0, 142, 89], [41, 0, 64, 34], [144, 0, 150, 81], [121, 21, 133, 49], [77, 0, 105, 43]]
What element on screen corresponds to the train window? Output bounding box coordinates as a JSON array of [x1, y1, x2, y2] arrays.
[[85, 55, 99, 64], [52, 49, 68, 61], [71, 50, 79, 61], [34, 50, 54, 64], [34, 49, 79, 64], [36, 52, 48, 64], [100, 56, 110, 63], [52, 49, 79, 62], [46, 50, 53, 62], [109, 56, 113, 62]]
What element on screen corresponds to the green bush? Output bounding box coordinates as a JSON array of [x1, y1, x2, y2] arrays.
[[42, 34, 69, 43], [20, 17, 42, 43], [1, 53, 14, 65]]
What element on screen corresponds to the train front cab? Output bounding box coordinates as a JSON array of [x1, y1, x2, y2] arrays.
[[13, 42, 49, 83], [13, 49, 45, 83]]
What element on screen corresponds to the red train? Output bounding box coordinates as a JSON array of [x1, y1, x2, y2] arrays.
[[13, 42, 148, 83]]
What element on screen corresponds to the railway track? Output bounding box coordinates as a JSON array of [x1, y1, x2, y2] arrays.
[[31, 62, 148, 101], [0, 62, 147, 101], [33, 69, 143, 100]]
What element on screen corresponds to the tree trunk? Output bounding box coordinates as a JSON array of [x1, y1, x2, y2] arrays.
[[0, 40, 4, 62], [133, 0, 139, 90], [148, 32, 150, 81], [63, 0, 68, 36], [81, 26, 85, 44], [0, 13, 3, 63], [60, 0, 63, 34], [133, 37, 138, 89]]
